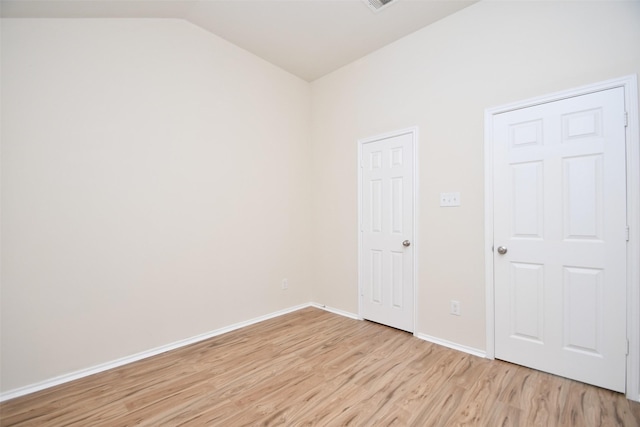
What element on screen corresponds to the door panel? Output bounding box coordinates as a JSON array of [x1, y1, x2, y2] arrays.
[[493, 88, 627, 392], [361, 132, 414, 332], [510, 262, 544, 343]]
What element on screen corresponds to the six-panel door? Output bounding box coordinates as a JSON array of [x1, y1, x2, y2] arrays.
[[361, 132, 414, 332], [493, 88, 627, 392]]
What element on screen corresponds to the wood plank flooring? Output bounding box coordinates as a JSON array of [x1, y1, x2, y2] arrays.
[[1, 307, 639, 426]]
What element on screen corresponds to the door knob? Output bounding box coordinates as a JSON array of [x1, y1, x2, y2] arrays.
[[497, 246, 508, 255], [403, 240, 411, 247]]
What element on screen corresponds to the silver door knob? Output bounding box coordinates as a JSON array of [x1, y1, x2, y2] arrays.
[[497, 246, 508, 255], [403, 240, 411, 247]]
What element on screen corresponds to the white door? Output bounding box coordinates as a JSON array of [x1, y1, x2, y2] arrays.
[[360, 131, 415, 332], [493, 88, 627, 392]]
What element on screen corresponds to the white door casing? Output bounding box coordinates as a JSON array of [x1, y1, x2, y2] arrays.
[[485, 75, 640, 400], [359, 128, 417, 332]]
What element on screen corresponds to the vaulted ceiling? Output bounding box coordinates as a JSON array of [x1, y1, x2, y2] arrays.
[[0, 0, 478, 81]]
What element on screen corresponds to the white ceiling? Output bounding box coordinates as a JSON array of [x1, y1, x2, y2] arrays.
[[0, 0, 478, 81]]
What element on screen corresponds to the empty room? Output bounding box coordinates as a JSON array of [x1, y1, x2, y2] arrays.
[[1, 0, 640, 425]]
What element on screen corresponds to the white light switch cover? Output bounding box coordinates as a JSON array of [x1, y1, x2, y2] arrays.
[[440, 192, 461, 207]]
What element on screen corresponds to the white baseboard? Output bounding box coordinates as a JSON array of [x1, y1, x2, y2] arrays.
[[415, 332, 486, 359], [0, 303, 311, 403], [309, 302, 361, 320], [1, 302, 483, 403]]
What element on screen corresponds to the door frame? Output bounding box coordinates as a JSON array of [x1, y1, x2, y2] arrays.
[[484, 75, 640, 401], [358, 126, 419, 333]]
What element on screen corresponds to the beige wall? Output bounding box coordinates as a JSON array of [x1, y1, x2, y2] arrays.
[[1, 19, 311, 392], [310, 1, 640, 351]]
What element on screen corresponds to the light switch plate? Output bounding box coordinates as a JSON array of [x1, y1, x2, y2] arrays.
[[440, 192, 461, 207]]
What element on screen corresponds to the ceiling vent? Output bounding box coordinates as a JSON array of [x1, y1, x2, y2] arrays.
[[363, 0, 397, 13]]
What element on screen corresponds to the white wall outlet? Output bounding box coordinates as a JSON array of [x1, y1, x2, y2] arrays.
[[450, 300, 461, 316], [440, 192, 461, 207], [281, 279, 288, 290]]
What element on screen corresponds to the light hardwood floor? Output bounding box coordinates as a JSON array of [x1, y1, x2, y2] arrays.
[[1, 307, 639, 426]]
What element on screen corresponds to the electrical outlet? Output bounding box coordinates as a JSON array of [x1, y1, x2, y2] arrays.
[[440, 192, 461, 207], [281, 279, 288, 290], [450, 300, 461, 316]]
